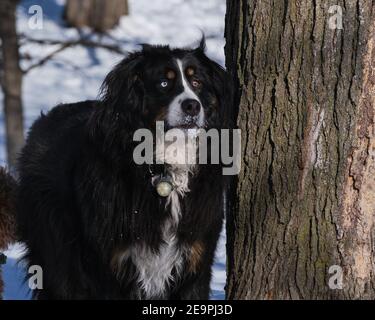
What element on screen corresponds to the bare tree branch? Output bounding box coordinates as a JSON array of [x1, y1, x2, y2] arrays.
[[22, 42, 72, 74], [20, 35, 127, 53], [20, 34, 127, 74]]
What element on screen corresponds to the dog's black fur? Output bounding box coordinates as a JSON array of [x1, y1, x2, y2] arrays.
[[16, 40, 233, 300]]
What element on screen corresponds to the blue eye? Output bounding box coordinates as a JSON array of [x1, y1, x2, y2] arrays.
[[160, 81, 168, 88]]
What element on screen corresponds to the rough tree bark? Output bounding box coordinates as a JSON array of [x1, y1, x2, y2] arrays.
[[225, 0, 375, 299], [0, 0, 24, 169], [65, 0, 129, 33]]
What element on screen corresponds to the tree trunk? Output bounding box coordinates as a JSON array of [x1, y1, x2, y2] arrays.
[[65, 0, 129, 33], [0, 168, 17, 299], [225, 0, 375, 299], [0, 0, 24, 169]]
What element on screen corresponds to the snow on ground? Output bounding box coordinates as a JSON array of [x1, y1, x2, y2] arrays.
[[0, 0, 227, 299]]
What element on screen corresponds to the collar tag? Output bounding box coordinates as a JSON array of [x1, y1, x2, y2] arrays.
[[155, 177, 174, 197]]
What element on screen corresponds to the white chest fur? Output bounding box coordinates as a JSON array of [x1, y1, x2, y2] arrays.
[[113, 136, 198, 298], [131, 216, 183, 299], [131, 165, 195, 299]]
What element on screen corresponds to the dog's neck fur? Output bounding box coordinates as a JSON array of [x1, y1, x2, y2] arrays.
[[116, 138, 199, 299], [152, 133, 198, 202]]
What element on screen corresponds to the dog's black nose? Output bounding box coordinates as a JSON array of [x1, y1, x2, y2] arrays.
[[181, 99, 201, 117]]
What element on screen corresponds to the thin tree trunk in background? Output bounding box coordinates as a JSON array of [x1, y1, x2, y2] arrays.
[[225, 0, 375, 299], [65, 0, 129, 33], [0, 168, 17, 299], [0, 0, 24, 169]]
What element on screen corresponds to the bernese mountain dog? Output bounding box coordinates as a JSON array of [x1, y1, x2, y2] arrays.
[[16, 39, 234, 300]]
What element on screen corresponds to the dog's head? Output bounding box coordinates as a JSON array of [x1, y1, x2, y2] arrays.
[[95, 39, 233, 138]]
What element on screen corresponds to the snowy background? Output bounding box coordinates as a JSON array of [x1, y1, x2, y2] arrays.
[[1, 0, 227, 299]]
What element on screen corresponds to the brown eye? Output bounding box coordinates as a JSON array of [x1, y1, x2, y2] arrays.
[[191, 80, 201, 88]]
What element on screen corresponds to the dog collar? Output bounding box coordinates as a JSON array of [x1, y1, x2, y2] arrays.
[[0, 253, 7, 265]]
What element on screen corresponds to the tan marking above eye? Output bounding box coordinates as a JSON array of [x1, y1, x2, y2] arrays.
[[166, 69, 176, 79], [186, 67, 195, 76]]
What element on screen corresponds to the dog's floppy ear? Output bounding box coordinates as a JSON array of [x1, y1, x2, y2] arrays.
[[100, 51, 144, 116], [89, 51, 145, 154], [194, 37, 234, 128], [207, 59, 235, 129], [194, 35, 206, 53]]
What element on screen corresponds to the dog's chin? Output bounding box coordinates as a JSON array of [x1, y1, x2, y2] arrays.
[[174, 124, 199, 130], [166, 122, 203, 131]]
